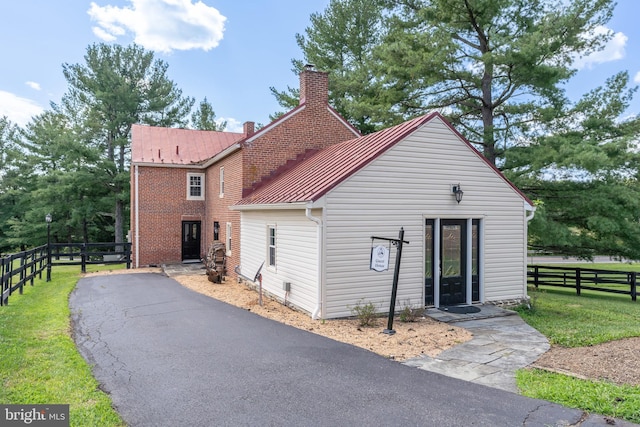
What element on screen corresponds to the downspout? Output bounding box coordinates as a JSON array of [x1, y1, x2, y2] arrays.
[[306, 206, 323, 320], [525, 205, 536, 222], [524, 203, 536, 298], [134, 164, 140, 268]]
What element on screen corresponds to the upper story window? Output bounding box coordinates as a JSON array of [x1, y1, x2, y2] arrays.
[[187, 173, 205, 200], [219, 167, 225, 197]]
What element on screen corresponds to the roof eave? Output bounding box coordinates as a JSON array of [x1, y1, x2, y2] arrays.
[[230, 201, 311, 211]]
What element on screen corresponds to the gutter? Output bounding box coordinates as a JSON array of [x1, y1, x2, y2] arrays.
[[305, 205, 323, 320]]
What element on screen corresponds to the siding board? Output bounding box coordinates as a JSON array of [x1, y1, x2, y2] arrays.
[[322, 117, 528, 318]]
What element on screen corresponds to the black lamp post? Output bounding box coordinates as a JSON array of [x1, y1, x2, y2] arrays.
[[45, 213, 52, 282]]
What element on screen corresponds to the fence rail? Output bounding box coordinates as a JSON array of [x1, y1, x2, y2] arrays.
[[1, 242, 131, 306], [528, 265, 637, 301], [50, 242, 131, 272], [1, 245, 48, 306]]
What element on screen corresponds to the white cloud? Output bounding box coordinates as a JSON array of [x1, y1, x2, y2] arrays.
[[26, 81, 41, 91], [634, 71, 640, 84], [220, 117, 242, 133], [573, 26, 627, 70], [0, 91, 44, 127], [88, 0, 226, 53]]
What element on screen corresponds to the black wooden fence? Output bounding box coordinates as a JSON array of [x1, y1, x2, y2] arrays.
[[528, 265, 637, 301], [0, 245, 48, 306], [50, 242, 131, 272], [1, 242, 131, 306]]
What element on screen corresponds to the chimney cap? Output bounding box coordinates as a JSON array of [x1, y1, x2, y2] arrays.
[[304, 64, 315, 71]]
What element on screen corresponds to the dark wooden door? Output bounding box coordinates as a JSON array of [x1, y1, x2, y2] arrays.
[[440, 219, 466, 305], [181, 221, 201, 261]]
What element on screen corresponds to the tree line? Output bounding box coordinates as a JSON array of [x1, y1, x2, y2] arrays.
[[0, 43, 224, 254], [271, 0, 640, 260], [2, 0, 640, 260]]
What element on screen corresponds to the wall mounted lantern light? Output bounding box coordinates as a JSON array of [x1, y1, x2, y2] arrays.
[[452, 184, 464, 204]]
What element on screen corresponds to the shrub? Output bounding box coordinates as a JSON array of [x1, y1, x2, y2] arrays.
[[349, 299, 378, 327], [399, 302, 419, 323]]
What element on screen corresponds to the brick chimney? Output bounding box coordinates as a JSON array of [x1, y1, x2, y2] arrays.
[[243, 121, 255, 137], [299, 64, 328, 106]]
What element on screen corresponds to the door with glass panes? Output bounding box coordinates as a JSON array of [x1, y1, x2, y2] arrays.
[[425, 219, 480, 306]]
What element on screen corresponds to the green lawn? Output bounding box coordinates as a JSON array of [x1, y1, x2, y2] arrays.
[[516, 263, 640, 423], [0, 265, 125, 427]]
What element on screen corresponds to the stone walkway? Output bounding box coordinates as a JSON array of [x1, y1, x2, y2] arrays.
[[404, 306, 550, 393], [161, 261, 205, 276]]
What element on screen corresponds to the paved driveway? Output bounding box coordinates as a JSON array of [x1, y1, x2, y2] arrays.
[[70, 273, 634, 426]]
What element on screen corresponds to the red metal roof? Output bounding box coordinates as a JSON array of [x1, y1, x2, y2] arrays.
[[236, 113, 437, 205], [131, 124, 245, 165], [236, 112, 534, 207]]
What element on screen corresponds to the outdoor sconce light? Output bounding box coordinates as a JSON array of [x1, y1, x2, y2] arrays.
[[452, 184, 464, 204]]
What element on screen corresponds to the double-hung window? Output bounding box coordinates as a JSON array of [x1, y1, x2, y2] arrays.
[[219, 167, 225, 197], [226, 222, 232, 255], [268, 226, 276, 267], [187, 173, 205, 200]]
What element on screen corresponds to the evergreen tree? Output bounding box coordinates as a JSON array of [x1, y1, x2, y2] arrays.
[[59, 43, 194, 246], [191, 97, 226, 131], [271, 0, 387, 133]]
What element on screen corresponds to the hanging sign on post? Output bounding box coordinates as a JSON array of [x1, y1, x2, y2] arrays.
[[371, 228, 410, 335], [370, 244, 390, 272]]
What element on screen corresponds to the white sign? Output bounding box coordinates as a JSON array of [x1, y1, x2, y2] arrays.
[[370, 245, 390, 272]]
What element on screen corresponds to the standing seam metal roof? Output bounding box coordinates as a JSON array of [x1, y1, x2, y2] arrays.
[[131, 124, 245, 165], [235, 113, 437, 205]]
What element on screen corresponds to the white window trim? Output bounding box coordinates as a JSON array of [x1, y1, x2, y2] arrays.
[[187, 173, 205, 201], [225, 222, 232, 256], [219, 166, 225, 198], [267, 225, 277, 269]]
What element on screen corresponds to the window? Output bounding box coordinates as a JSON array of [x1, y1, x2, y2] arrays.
[[213, 221, 220, 241], [226, 222, 232, 255], [219, 167, 224, 197], [187, 173, 205, 200], [268, 226, 276, 267]]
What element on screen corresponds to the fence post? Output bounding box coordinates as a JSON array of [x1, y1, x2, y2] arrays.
[[631, 272, 637, 302], [533, 266, 539, 289], [125, 243, 131, 269], [30, 249, 36, 286], [81, 243, 87, 274], [576, 268, 581, 296], [19, 255, 25, 295]]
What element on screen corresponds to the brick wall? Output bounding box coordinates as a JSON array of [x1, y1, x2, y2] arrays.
[[204, 149, 242, 278], [131, 166, 205, 267], [241, 69, 358, 194]]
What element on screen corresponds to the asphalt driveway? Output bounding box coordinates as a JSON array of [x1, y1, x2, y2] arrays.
[[70, 273, 634, 426]]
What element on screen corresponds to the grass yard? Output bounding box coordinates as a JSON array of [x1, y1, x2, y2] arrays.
[[517, 263, 640, 423], [0, 265, 125, 427]]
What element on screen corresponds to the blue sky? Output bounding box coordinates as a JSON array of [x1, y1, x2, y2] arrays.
[[1, 0, 638, 132]]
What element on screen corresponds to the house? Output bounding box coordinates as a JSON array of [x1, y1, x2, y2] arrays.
[[232, 113, 535, 319], [131, 67, 534, 320], [130, 67, 360, 272]]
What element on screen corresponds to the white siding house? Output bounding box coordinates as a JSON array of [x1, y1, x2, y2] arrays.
[[232, 113, 534, 319]]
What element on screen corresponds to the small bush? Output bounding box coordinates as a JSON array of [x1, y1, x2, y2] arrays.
[[399, 303, 419, 323], [349, 299, 378, 327]]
